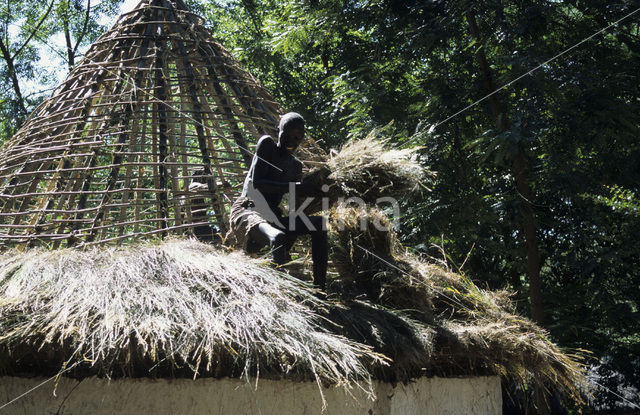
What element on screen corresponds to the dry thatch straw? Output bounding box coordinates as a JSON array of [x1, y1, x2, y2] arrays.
[[0, 239, 381, 386], [0, 230, 588, 409], [327, 203, 589, 408], [295, 131, 430, 216], [324, 129, 431, 203], [325, 300, 435, 383]]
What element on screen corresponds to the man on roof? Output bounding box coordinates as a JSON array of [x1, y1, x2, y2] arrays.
[[228, 112, 327, 289]]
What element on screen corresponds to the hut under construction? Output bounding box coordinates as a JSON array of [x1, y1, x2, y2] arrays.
[[0, 0, 321, 248], [0, 0, 587, 414]]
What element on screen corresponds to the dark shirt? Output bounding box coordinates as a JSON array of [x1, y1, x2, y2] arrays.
[[241, 135, 302, 216]]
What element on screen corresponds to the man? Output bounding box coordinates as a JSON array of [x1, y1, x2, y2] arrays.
[[229, 112, 327, 289]]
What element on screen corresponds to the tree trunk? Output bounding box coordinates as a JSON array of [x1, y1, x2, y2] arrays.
[[64, 20, 75, 68], [466, 12, 544, 324], [0, 39, 27, 117]]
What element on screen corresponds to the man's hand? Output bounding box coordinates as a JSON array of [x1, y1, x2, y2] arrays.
[[295, 178, 323, 197], [296, 166, 331, 197]]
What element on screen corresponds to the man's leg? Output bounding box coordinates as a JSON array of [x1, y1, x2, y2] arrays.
[[249, 222, 288, 265], [283, 233, 297, 262], [288, 215, 328, 289]]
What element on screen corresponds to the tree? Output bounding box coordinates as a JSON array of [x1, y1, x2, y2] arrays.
[[57, 0, 91, 68], [0, 0, 55, 135], [0, 0, 123, 144], [465, 10, 543, 323], [54, 0, 122, 69]]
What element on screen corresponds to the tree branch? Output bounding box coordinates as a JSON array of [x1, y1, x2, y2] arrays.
[[11, 0, 55, 60], [0, 36, 27, 116], [63, 3, 74, 68], [4, 0, 9, 46], [72, 0, 91, 58]]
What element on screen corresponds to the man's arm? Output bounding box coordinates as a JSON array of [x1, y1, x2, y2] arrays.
[[250, 136, 316, 195], [251, 136, 291, 193]]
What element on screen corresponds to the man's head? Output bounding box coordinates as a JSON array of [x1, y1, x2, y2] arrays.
[[278, 112, 305, 153]]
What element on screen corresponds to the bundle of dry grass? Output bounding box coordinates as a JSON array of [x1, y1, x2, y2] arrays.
[[0, 239, 381, 385], [327, 203, 589, 407], [324, 130, 430, 202], [325, 300, 435, 382], [293, 130, 430, 216], [327, 204, 435, 317]]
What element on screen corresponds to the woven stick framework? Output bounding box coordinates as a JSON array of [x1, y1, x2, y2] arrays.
[[0, 0, 320, 248]]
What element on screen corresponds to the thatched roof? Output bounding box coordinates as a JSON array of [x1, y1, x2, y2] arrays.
[[0, 0, 321, 249], [0, 239, 378, 384], [0, 237, 587, 407]]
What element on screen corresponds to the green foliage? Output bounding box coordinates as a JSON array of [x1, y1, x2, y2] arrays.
[[200, 0, 640, 407], [0, 0, 123, 144]]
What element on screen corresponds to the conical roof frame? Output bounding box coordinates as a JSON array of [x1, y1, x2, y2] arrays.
[[0, 0, 320, 248]]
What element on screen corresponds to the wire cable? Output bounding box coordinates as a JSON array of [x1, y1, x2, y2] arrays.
[[0, 362, 80, 411], [429, 6, 640, 131]]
